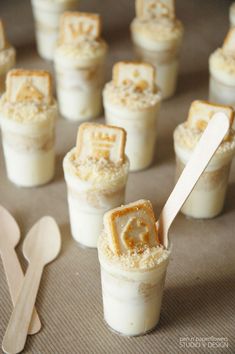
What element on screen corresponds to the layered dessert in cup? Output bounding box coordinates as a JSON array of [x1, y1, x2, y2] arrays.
[[98, 199, 170, 336], [54, 12, 108, 121], [0, 20, 16, 95], [130, 0, 184, 99], [0, 69, 57, 187], [31, 0, 79, 60], [63, 123, 129, 248], [103, 61, 161, 171], [209, 28, 235, 111], [174, 100, 235, 219], [229, 3, 235, 27]]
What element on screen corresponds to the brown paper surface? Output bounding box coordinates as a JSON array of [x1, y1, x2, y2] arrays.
[[0, 0, 235, 353]]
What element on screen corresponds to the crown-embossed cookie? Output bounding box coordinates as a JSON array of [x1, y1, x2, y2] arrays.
[[0, 20, 6, 51], [6, 69, 52, 104], [223, 28, 235, 56], [59, 12, 101, 45], [76, 123, 126, 163], [136, 0, 175, 20], [187, 100, 234, 133], [113, 61, 155, 92], [104, 199, 159, 255]]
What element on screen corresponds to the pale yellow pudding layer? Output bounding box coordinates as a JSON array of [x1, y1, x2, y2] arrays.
[[174, 123, 235, 155], [64, 147, 129, 188], [98, 231, 170, 271], [209, 48, 235, 85], [103, 81, 161, 111], [54, 39, 107, 67], [131, 18, 183, 51], [0, 46, 16, 74], [0, 94, 57, 123]]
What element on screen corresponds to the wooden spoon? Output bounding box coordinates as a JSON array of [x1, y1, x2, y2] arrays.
[[2, 216, 61, 354], [157, 112, 230, 249], [0, 205, 41, 335]]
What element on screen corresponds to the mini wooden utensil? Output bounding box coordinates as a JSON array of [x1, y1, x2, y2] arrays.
[[2, 216, 61, 354], [157, 112, 230, 248], [0, 205, 41, 335]]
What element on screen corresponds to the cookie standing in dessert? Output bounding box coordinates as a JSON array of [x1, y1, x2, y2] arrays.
[[173, 100, 235, 219], [54, 12, 108, 121], [0, 20, 16, 95], [98, 199, 170, 336], [31, 0, 79, 60], [103, 61, 161, 171], [209, 28, 235, 111], [130, 0, 184, 99], [63, 123, 129, 248], [0, 69, 57, 187]]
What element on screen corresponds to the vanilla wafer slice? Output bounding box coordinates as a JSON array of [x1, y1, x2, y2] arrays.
[[113, 61, 155, 92], [59, 12, 101, 45], [135, 0, 175, 20], [187, 100, 234, 134], [76, 123, 126, 164], [0, 20, 6, 51], [6, 69, 52, 105], [104, 199, 159, 255], [223, 28, 235, 56]]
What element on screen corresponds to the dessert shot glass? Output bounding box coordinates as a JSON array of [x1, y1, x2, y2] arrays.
[[173, 100, 235, 218], [54, 12, 108, 121], [31, 0, 79, 60], [104, 61, 161, 171], [130, 0, 184, 99], [0, 69, 57, 187], [63, 123, 129, 247], [98, 199, 170, 336]]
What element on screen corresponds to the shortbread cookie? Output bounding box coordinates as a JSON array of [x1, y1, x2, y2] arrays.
[[104, 199, 159, 255], [6, 69, 52, 105], [60, 12, 101, 45], [76, 123, 126, 163], [135, 0, 175, 20], [187, 100, 234, 132], [113, 61, 155, 92], [223, 28, 235, 56]]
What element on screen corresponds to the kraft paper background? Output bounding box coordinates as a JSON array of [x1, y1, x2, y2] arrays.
[[0, 0, 235, 353]]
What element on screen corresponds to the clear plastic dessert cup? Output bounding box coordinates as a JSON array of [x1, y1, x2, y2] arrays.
[[31, 0, 79, 60], [63, 149, 129, 247], [174, 138, 235, 219], [229, 3, 235, 27], [209, 50, 235, 113], [209, 73, 235, 109], [98, 233, 170, 336], [54, 47, 107, 121], [130, 19, 183, 99], [0, 104, 57, 187], [103, 87, 161, 171]]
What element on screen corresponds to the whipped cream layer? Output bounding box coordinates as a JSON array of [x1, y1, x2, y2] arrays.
[[131, 18, 184, 51], [63, 147, 129, 189], [209, 48, 235, 85], [174, 123, 235, 168], [103, 81, 161, 111], [0, 94, 57, 124], [98, 230, 170, 271], [0, 46, 16, 74], [54, 39, 107, 68]]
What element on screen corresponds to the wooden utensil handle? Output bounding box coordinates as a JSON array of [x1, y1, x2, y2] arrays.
[[1, 246, 41, 335], [2, 262, 44, 354], [158, 113, 230, 248]]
